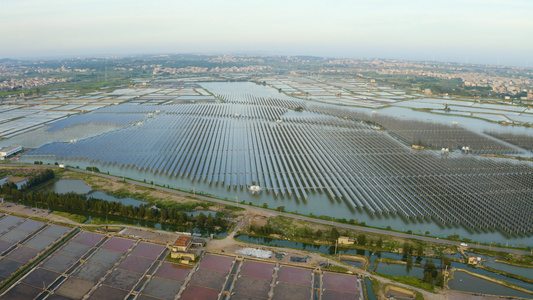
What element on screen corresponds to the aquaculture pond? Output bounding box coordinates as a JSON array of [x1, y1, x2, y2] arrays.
[[469, 253, 533, 281], [450, 261, 533, 292], [86, 191, 146, 207], [40, 179, 92, 194], [448, 270, 533, 298], [374, 262, 425, 278], [341, 260, 363, 269]]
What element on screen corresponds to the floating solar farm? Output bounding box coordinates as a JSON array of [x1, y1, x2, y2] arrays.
[[0, 85, 217, 140], [20, 81, 533, 235]]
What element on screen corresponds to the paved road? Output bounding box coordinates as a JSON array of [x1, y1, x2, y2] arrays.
[[64, 167, 532, 256]]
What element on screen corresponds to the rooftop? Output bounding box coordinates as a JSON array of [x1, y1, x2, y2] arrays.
[[0, 145, 22, 152], [173, 235, 193, 247]]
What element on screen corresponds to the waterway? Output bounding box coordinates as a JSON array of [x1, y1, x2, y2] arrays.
[[236, 235, 533, 293], [364, 277, 377, 300]]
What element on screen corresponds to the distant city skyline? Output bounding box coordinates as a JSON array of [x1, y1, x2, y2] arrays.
[[1, 0, 532, 67]]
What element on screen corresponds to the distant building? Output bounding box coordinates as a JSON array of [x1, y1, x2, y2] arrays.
[[338, 236, 355, 245], [170, 236, 204, 263], [173, 235, 193, 252], [468, 256, 481, 265], [0, 145, 22, 160]]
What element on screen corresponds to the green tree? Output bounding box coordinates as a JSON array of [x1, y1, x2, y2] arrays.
[[423, 271, 434, 284], [376, 237, 383, 248], [403, 242, 412, 255], [406, 255, 413, 274], [330, 227, 340, 240], [423, 258, 437, 284], [442, 257, 452, 269], [357, 234, 367, 246], [436, 273, 444, 287], [417, 243, 424, 257]]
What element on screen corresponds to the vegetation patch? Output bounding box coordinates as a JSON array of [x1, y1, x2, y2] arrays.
[[376, 274, 435, 293], [323, 265, 349, 273], [51, 211, 88, 223]]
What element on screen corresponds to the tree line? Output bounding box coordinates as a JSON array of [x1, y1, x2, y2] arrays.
[[20, 169, 55, 191], [0, 181, 227, 231]]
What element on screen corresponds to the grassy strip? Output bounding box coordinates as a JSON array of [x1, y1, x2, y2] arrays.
[[469, 248, 533, 266], [415, 291, 424, 300], [51, 211, 88, 223], [478, 265, 533, 285], [63, 170, 244, 213], [375, 273, 435, 293], [371, 277, 381, 298], [493, 259, 533, 268], [88, 217, 127, 225], [323, 265, 349, 273], [0, 208, 75, 229]]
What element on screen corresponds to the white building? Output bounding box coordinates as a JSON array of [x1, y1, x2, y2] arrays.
[[0, 145, 22, 160]]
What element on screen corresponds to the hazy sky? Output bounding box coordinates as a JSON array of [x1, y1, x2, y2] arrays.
[[1, 0, 532, 66]]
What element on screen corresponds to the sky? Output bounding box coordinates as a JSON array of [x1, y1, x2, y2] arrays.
[[1, 0, 532, 66]]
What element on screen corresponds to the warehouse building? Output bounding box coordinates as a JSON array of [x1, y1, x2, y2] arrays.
[[0, 145, 22, 160]]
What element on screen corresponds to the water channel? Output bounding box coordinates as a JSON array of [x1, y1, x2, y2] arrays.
[[236, 235, 533, 295]]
